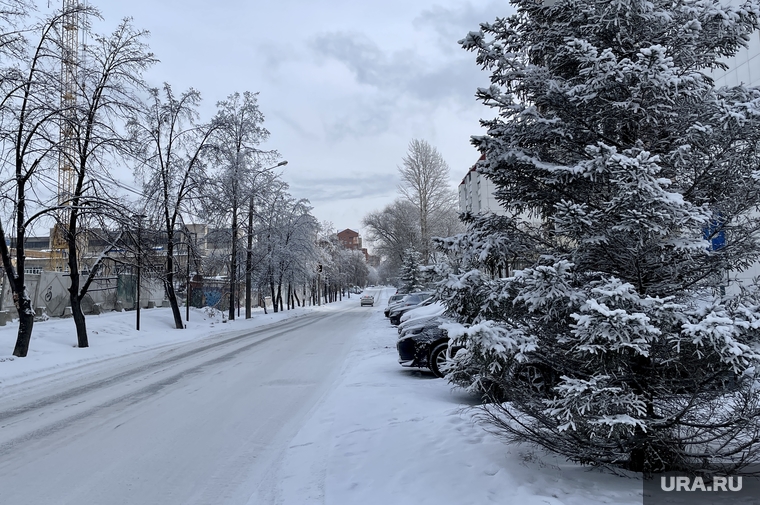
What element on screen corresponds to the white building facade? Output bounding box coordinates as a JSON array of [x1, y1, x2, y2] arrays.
[[458, 155, 505, 215], [710, 16, 760, 289]]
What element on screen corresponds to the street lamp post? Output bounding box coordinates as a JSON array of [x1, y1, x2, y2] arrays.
[[186, 227, 192, 323], [135, 214, 146, 331]]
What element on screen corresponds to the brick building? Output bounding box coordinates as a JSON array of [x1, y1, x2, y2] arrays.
[[337, 228, 371, 263]]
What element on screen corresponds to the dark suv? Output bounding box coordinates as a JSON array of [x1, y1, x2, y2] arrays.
[[397, 321, 457, 378]]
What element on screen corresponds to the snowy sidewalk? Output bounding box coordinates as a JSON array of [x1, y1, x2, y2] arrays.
[[268, 300, 643, 505]]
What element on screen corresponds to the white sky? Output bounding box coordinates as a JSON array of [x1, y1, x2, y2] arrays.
[[89, 0, 513, 238]]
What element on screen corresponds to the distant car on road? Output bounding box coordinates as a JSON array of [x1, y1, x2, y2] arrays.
[[360, 295, 374, 307]]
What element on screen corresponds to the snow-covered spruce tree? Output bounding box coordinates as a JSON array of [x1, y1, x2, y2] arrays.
[[400, 248, 425, 292], [442, 0, 760, 474]]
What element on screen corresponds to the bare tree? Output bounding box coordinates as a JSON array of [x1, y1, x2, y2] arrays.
[[0, 4, 91, 357], [208, 91, 272, 321], [244, 166, 286, 318], [250, 181, 317, 312], [339, 248, 369, 291], [362, 198, 421, 277], [129, 84, 218, 330], [397, 139, 457, 264], [61, 18, 155, 348]]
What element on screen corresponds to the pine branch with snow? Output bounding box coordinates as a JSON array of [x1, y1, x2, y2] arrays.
[[445, 0, 760, 475]]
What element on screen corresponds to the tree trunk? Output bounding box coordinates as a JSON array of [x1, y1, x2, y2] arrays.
[[245, 199, 254, 319], [166, 279, 183, 328], [12, 294, 34, 357], [420, 203, 429, 265], [270, 281, 277, 313], [69, 268, 89, 348], [294, 288, 300, 307], [66, 217, 89, 348], [71, 294, 88, 343], [165, 238, 184, 329], [8, 188, 32, 357]]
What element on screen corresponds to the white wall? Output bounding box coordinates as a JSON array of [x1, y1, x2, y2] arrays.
[[711, 30, 760, 88], [710, 17, 760, 292], [458, 167, 505, 216]]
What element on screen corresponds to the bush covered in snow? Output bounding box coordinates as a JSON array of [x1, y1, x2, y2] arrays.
[[442, 0, 760, 475]]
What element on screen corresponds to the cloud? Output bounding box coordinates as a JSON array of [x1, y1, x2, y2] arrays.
[[310, 31, 480, 102], [270, 109, 321, 141], [414, 1, 512, 53], [308, 29, 487, 140], [287, 172, 397, 202], [258, 40, 302, 73]]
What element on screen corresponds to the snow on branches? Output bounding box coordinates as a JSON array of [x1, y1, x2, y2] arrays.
[[443, 0, 760, 475]]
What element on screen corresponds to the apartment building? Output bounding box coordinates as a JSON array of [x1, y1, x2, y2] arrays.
[[458, 154, 505, 216]]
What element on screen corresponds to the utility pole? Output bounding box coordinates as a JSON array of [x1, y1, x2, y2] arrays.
[[136, 214, 146, 331], [186, 227, 191, 323], [317, 264, 322, 306]]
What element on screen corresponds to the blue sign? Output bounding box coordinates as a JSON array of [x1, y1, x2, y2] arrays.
[[703, 215, 725, 251]]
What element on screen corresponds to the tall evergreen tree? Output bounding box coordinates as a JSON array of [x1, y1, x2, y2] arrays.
[[442, 0, 760, 474], [400, 248, 424, 293]]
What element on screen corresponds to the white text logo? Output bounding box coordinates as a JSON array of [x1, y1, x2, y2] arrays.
[[660, 476, 742, 492]]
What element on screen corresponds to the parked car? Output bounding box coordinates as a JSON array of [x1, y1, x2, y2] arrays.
[[397, 324, 459, 378], [384, 294, 406, 317], [389, 294, 434, 325], [398, 314, 444, 340], [360, 295, 374, 306], [386, 292, 433, 321], [397, 302, 446, 333]]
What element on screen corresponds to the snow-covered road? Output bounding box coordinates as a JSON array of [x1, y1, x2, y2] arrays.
[[0, 289, 644, 505], [0, 305, 371, 505]]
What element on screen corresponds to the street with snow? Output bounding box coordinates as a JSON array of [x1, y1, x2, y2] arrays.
[[0, 287, 641, 504]]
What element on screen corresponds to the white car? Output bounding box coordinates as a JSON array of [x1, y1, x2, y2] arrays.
[[360, 295, 374, 307]]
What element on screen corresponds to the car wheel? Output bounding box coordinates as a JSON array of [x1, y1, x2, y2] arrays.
[[429, 343, 449, 378]]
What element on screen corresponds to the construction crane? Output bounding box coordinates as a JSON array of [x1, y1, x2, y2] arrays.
[[51, 0, 79, 272]]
